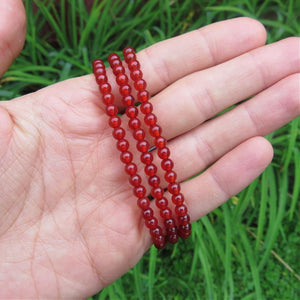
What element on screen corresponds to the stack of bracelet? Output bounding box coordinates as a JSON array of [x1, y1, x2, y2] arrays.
[[92, 47, 191, 249]]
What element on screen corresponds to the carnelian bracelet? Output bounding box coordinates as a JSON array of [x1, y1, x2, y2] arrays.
[[92, 47, 191, 249]]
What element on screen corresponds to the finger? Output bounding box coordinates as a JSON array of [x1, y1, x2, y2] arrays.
[[140, 73, 299, 189], [180, 136, 273, 222], [0, 0, 26, 77], [147, 37, 300, 140], [53, 17, 266, 109]]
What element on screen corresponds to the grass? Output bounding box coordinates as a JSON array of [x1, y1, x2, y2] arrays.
[[1, 0, 300, 299]]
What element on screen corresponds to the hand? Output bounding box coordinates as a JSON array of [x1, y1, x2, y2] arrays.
[[0, 1, 299, 298]]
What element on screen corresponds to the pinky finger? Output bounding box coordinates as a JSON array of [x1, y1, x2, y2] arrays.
[[181, 136, 273, 222]]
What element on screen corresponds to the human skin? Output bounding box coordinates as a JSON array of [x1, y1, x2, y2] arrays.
[[0, 1, 299, 299]]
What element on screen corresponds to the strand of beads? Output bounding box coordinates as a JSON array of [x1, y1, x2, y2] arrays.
[[107, 53, 179, 245], [92, 59, 166, 249], [122, 47, 191, 239]]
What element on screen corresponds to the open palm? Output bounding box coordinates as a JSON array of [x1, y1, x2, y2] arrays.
[[0, 1, 299, 299]]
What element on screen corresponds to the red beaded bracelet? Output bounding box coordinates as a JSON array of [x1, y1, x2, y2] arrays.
[[92, 47, 191, 249]]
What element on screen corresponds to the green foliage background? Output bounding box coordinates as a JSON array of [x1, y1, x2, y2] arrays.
[[1, 0, 299, 299]]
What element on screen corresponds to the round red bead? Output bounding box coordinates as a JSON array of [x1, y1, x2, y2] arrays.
[[122, 95, 134, 106], [113, 127, 125, 140], [137, 140, 149, 153], [120, 85, 131, 96], [148, 175, 160, 187], [145, 218, 158, 229], [129, 174, 142, 187], [165, 170, 177, 183], [103, 94, 114, 105], [155, 136, 166, 148], [116, 74, 128, 85], [151, 227, 162, 238], [120, 151, 133, 163], [179, 224, 192, 232], [92, 59, 104, 68], [124, 52, 136, 63], [109, 116, 121, 128], [117, 139, 129, 152], [111, 59, 121, 68], [140, 102, 153, 114], [167, 234, 179, 244], [134, 79, 147, 91], [106, 104, 118, 116], [137, 197, 150, 210], [137, 90, 149, 102], [143, 208, 154, 220], [128, 118, 141, 130], [96, 74, 107, 85], [128, 60, 140, 71], [164, 218, 175, 229], [113, 65, 125, 75], [134, 185, 146, 198], [161, 159, 174, 171], [175, 204, 187, 216], [151, 187, 164, 200], [149, 124, 162, 137], [168, 182, 180, 195], [158, 147, 170, 159], [172, 193, 184, 206], [144, 164, 157, 176], [124, 162, 137, 175], [108, 53, 119, 62], [144, 113, 157, 126], [123, 46, 134, 55], [133, 128, 145, 141], [155, 197, 168, 210], [160, 208, 172, 219], [178, 214, 190, 225], [99, 83, 111, 94], [125, 106, 138, 118], [141, 152, 153, 165], [94, 67, 105, 76], [130, 69, 143, 81]]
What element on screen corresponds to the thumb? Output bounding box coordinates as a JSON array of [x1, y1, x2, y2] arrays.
[[0, 0, 26, 77]]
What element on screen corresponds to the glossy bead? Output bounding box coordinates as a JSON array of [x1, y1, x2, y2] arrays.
[[161, 159, 174, 171], [116, 74, 128, 85], [129, 174, 141, 187], [108, 53, 119, 62], [113, 127, 125, 140], [160, 208, 172, 219], [153, 235, 166, 249], [103, 94, 114, 105], [179, 224, 192, 232], [99, 83, 111, 94], [168, 182, 180, 195], [137, 140, 149, 153], [172, 193, 184, 206], [125, 106, 138, 118], [164, 218, 175, 229], [166, 226, 177, 235], [106, 104, 118, 116], [119, 85, 131, 96], [113, 65, 125, 75], [124, 52, 136, 63], [165, 170, 177, 183], [140, 102, 153, 114], [145, 217, 158, 229], [134, 79, 147, 91], [179, 231, 191, 239], [128, 60, 140, 71], [122, 95, 134, 106], [158, 147, 170, 159], [133, 128, 145, 141], [137, 90, 149, 103], [120, 151, 133, 163], [111, 59, 121, 68], [134, 185, 146, 198], [109, 116, 121, 128], [144, 113, 157, 126], [130, 69, 143, 81], [154, 241, 166, 250], [94, 67, 106, 76], [148, 175, 160, 187], [117, 139, 129, 152], [149, 125, 162, 137], [168, 234, 179, 244], [141, 152, 153, 165], [125, 162, 137, 175], [92, 59, 104, 68], [144, 164, 157, 176], [151, 187, 164, 200], [178, 214, 190, 225], [143, 208, 154, 220], [154, 136, 166, 149], [128, 118, 141, 130], [123, 46, 134, 55], [96, 74, 107, 85], [175, 204, 187, 216], [155, 197, 168, 209], [150, 226, 162, 237], [137, 197, 150, 210]]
